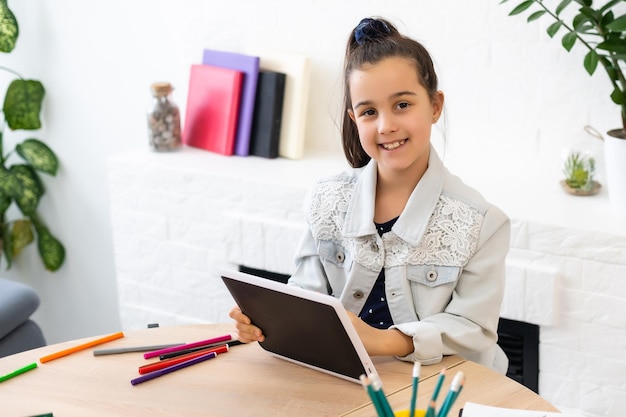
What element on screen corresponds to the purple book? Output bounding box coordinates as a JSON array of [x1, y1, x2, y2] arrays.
[[202, 49, 260, 156]]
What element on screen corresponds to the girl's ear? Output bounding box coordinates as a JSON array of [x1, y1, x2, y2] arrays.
[[347, 108, 356, 123], [432, 91, 444, 122]]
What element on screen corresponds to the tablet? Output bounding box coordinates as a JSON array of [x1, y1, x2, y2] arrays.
[[220, 268, 377, 384]]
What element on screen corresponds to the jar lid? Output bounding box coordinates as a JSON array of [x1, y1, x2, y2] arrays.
[[151, 82, 173, 96]]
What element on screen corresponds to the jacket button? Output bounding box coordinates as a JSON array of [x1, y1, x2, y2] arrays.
[[426, 270, 438, 281], [353, 291, 364, 299], [336, 252, 345, 263]]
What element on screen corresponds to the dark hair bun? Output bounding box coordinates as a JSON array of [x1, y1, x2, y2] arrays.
[[354, 18, 391, 45]]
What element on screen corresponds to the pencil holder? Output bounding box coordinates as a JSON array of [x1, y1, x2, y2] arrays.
[[394, 410, 426, 417]]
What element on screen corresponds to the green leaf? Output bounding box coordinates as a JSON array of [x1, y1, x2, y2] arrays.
[[16, 139, 59, 176], [547, 21, 563, 37], [584, 50, 599, 75], [556, 0, 574, 16], [597, 39, 626, 54], [562, 32, 578, 51], [0, 0, 18, 53], [610, 87, 625, 105], [606, 14, 626, 32], [10, 164, 44, 215], [0, 193, 11, 213], [527, 10, 546, 22], [0, 168, 20, 197], [10, 219, 34, 257], [3, 79, 45, 131], [35, 224, 65, 272], [509, 0, 534, 16]]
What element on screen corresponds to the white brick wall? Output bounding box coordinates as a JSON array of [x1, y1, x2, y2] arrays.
[[108, 147, 626, 417]]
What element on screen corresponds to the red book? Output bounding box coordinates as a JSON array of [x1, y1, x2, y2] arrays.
[[182, 64, 243, 155]]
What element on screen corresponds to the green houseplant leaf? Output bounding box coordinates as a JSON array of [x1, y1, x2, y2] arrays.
[[10, 164, 44, 215], [16, 139, 59, 175], [0, 0, 17, 53], [3, 79, 45, 130], [34, 223, 65, 272]]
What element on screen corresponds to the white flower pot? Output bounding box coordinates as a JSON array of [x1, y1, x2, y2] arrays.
[[604, 130, 626, 208]]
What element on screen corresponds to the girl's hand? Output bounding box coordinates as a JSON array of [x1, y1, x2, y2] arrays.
[[228, 305, 265, 343], [345, 310, 413, 357]]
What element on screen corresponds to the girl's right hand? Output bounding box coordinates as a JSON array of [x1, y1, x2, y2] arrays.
[[228, 305, 265, 343]]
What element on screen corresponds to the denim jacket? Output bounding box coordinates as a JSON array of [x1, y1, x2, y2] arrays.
[[288, 147, 510, 373]]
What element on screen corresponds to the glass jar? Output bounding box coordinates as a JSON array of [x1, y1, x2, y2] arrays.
[[147, 82, 181, 151]]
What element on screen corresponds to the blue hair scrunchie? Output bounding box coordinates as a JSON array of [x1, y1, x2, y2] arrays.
[[354, 18, 391, 45]]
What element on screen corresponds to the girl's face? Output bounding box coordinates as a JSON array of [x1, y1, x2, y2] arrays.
[[348, 56, 443, 180]]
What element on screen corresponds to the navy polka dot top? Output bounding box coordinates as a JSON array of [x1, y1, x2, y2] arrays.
[[358, 216, 397, 329]]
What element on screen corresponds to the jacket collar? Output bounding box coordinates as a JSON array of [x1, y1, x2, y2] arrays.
[[342, 145, 445, 245]]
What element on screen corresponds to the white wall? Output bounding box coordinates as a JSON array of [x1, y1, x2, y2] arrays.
[[3, 0, 619, 345]]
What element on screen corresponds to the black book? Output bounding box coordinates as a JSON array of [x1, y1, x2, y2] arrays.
[[249, 70, 286, 158]]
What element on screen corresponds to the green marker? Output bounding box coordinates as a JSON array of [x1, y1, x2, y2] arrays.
[[0, 361, 38, 383]]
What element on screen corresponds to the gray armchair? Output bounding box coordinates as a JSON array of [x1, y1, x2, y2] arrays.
[[0, 278, 46, 358]]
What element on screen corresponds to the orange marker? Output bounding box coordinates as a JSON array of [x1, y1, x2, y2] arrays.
[[40, 331, 124, 363]]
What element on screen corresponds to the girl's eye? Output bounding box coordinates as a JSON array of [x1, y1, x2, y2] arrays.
[[361, 109, 376, 117], [397, 102, 410, 110]]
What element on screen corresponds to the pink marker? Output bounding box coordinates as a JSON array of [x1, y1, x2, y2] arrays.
[[143, 334, 232, 359]]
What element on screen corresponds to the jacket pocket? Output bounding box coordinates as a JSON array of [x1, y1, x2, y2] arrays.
[[407, 265, 461, 287], [406, 265, 461, 318]]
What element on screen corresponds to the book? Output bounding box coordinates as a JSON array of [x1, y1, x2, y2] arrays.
[[182, 64, 243, 156], [202, 49, 260, 156], [249, 70, 287, 159], [257, 54, 311, 160]]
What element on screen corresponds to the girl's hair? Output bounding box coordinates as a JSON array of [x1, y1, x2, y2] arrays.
[[341, 17, 440, 168]]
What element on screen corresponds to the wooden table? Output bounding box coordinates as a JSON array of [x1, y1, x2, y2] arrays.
[[0, 323, 558, 417]]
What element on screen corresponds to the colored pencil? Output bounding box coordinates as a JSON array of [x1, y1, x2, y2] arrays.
[[40, 331, 125, 363], [143, 334, 232, 359], [0, 362, 38, 383], [409, 361, 421, 417], [360, 374, 386, 417], [131, 351, 217, 385], [425, 367, 446, 417], [369, 372, 395, 417], [436, 371, 465, 417]]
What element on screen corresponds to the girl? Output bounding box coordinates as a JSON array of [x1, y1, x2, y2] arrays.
[[230, 17, 510, 374]]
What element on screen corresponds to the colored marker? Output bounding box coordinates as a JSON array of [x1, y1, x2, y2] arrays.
[[0, 362, 38, 383], [139, 344, 229, 374], [425, 367, 446, 417], [40, 331, 125, 363], [143, 334, 232, 359], [93, 343, 185, 356], [436, 371, 465, 417], [409, 361, 421, 417], [159, 340, 243, 360], [131, 351, 217, 385]]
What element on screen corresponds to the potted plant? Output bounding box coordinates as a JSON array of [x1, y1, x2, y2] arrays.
[[501, 0, 626, 205], [560, 150, 601, 195], [0, 0, 65, 271]]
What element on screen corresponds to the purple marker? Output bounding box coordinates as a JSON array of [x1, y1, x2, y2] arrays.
[[131, 351, 217, 386]]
